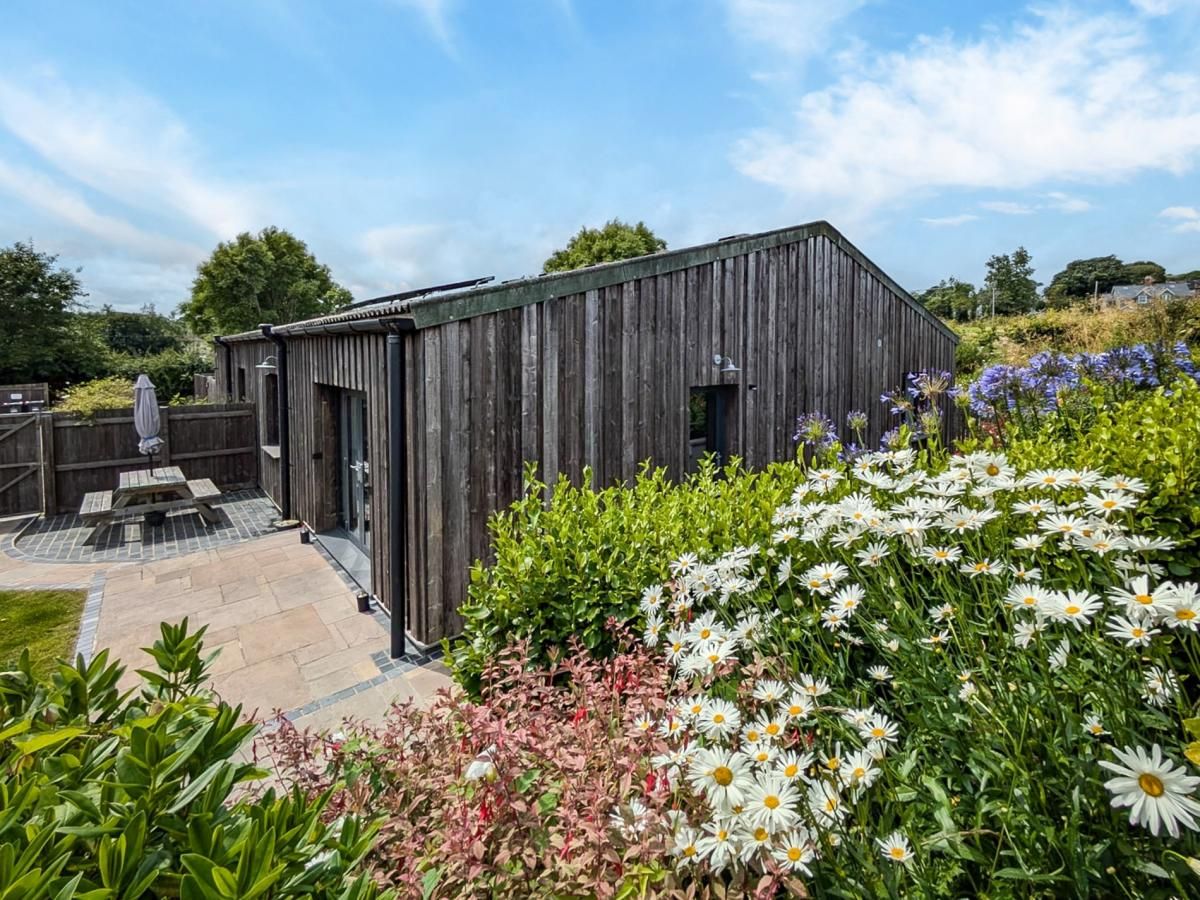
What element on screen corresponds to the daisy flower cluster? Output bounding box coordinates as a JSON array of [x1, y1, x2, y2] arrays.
[[635, 447, 1200, 885]]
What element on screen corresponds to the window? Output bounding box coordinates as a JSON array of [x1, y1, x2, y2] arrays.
[[688, 386, 734, 473], [236, 367, 247, 401], [263, 373, 280, 446]]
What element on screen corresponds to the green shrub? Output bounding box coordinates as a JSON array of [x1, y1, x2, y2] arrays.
[[986, 378, 1200, 572], [52, 375, 136, 419], [0, 619, 390, 899], [448, 459, 806, 694], [108, 345, 213, 401]]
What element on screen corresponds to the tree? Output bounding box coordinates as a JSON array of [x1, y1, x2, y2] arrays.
[[180, 227, 352, 335], [542, 219, 666, 273], [915, 278, 977, 321], [0, 241, 103, 386], [984, 247, 1039, 315], [1045, 255, 1126, 306], [80, 304, 185, 356], [1120, 260, 1166, 285], [1167, 269, 1200, 282]]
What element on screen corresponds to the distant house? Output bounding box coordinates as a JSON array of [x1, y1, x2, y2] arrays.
[[1103, 277, 1196, 309]]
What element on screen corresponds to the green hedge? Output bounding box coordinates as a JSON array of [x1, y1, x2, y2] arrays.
[[974, 377, 1200, 572], [448, 459, 805, 694]]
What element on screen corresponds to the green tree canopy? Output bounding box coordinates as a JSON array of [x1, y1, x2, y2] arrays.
[[180, 227, 352, 335], [542, 219, 666, 273], [0, 241, 105, 386], [984, 246, 1040, 315], [1168, 269, 1200, 281], [915, 277, 977, 321], [79, 304, 185, 356], [1120, 260, 1167, 285], [1045, 255, 1125, 306]]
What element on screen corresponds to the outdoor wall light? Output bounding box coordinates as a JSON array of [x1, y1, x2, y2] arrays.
[[712, 354, 741, 373], [255, 355, 277, 370]]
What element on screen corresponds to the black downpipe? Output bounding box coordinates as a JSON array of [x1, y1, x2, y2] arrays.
[[214, 337, 233, 401], [260, 325, 292, 520], [386, 324, 411, 658]]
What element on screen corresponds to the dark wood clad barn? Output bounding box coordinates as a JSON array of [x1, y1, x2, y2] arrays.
[[214, 220, 957, 652]]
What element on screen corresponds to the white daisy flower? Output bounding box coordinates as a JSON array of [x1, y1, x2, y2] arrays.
[[1005, 583, 1050, 613], [867, 664, 892, 682], [1084, 491, 1137, 517], [775, 749, 814, 783], [669, 553, 699, 576], [687, 748, 755, 812], [806, 780, 846, 826], [694, 818, 739, 872], [860, 714, 900, 748], [921, 545, 962, 565], [695, 698, 742, 740], [752, 679, 788, 704], [772, 830, 816, 874], [960, 558, 1001, 577], [1143, 666, 1179, 708], [672, 825, 702, 866], [844, 747, 880, 790], [1083, 714, 1108, 737], [745, 775, 801, 831], [1049, 639, 1070, 671], [780, 691, 815, 721], [855, 541, 890, 567], [797, 673, 831, 699], [1104, 615, 1159, 648], [1163, 584, 1200, 630], [1100, 744, 1200, 838], [734, 821, 775, 864], [921, 630, 951, 650], [1013, 619, 1044, 648], [1012, 533, 1048, 551], [877, 831, 915, 864], [1101, 474, 1147, 494], [1051, 590, 1102, 629], [1108, 575, 1175, 619]]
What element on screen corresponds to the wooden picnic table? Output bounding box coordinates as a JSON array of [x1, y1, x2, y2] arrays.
[[79, 465, 222, 532]]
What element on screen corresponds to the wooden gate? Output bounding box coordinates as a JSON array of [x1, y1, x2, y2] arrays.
[[0, 412, 43, 517]]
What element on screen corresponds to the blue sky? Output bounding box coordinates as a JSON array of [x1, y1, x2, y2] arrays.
[[1, 0, 1199, 312]]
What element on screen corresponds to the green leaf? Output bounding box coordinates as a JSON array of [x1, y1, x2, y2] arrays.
[[422, 867, 443, 900], [0, 719, 31, 744], [12, 727, 86, 755], [513, 768, 541, 793]]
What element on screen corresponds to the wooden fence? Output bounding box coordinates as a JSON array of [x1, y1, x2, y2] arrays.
[[0, 402, 258, 518]]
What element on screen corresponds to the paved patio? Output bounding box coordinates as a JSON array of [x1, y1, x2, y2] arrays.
[[10, 489, 281, 563], [0, 517, 452, 728]]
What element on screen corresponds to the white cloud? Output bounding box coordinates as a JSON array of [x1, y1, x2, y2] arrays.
[[388, 0, 455, 51], [0, 74, 258, 239], [1160, 205, 1200, 232], [725, 0, 868, 60], [733, 8, 1200, 215], [920, 213, 978, 226], [1045, 191, 1092, 212], [980, 200, 1035, 215], [0, 159, 203, 264], [1130, 0, 1192, 15], [1160, 205, 1200, 219]]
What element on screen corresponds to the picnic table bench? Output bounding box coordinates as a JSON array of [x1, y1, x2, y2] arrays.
[[79, 466, 222, 532]]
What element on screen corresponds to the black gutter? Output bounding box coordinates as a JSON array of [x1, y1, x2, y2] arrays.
[[260, 324, 292, 520], [213, 337, 233, 402], [384, 317, 415, 658]]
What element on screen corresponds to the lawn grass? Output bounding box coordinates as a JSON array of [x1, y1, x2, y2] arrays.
[[0, 589, 86, 672]]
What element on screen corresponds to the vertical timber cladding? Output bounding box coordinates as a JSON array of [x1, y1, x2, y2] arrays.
[[404, 231, 957, 643], [214, 337, 280, 508]]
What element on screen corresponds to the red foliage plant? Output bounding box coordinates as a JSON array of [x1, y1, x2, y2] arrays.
[[264, 624, 712, 899]]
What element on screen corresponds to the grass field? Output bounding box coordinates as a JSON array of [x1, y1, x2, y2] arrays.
[[0, 589, 85, 671]]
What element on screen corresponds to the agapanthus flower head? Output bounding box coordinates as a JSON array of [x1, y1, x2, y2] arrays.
[[794, 412, 838, 450], [846, 409, 869, 433]]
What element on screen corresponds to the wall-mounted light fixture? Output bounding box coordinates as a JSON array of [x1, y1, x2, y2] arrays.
[[712, 354, 741, 373], [255, 355, 277, 371]]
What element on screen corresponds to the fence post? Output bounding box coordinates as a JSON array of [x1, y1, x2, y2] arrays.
[[38, 412, 56, 515], [159, 406, 172, 469]]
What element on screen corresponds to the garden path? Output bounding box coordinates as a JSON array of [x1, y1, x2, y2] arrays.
[[0, 518, 450, 729]]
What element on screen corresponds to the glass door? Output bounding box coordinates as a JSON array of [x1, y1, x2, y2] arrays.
[[339, 391, 371, 549]]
